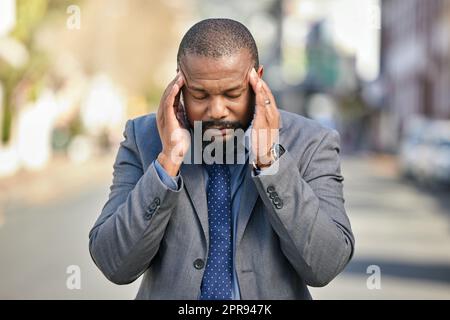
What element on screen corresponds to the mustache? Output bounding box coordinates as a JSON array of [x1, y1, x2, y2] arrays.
[[201, 120, 243, 131]]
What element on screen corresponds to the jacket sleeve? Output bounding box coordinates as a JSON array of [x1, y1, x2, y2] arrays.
[[88, 119, 184, 285], [251, 129, 354, 287]]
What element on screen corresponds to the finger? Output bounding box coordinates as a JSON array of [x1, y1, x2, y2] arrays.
[[166, 73, 184, 108], [248, 67, 259, 91], [256, 82, 272, 122], [249, 69, 271, 108], [249, 68, 265, 104], [161, 84, 180, 127], [160, 73, 180, 119], [175, 102, 188, 128], [162, 72, 180, 100], [248, 69, 269, 114], [259, 80, 275, 119], [261, 80, 281, 129], [172, 75, 185, 117], [261, 80, 277, 110], [173, 75, 184, 106], [175, 72, 185, 89], [174, 75, 185, 116]]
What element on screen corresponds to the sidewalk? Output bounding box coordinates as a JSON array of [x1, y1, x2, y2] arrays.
[[309, 154, 450, 299], [0, 152, 115, 227]]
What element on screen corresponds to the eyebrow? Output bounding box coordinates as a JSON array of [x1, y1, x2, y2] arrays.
[[179, 63, 248, 93], [188, 84, 244, 93]]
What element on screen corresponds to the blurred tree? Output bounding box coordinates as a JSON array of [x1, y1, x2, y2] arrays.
[[10, 0, 49, 45], [0, 0, 80, 143], [304, 21, 339, 91], [54, 0, 196, 114]]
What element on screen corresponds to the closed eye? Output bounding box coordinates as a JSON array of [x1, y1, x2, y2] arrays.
[[225, 93, 241, 99], [193, 95, 208, 100], [225, 88, 244, 99]]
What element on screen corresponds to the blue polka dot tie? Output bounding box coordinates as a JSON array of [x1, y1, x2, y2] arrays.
[[200, 163, 233, 300]]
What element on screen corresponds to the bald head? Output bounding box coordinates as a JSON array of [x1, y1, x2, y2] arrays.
[[177, 18, 259, 69]]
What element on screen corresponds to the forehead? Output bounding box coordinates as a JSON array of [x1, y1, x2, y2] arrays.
[[180, 50, 253, 91]]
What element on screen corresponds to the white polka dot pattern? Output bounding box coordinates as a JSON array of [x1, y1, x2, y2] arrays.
[[200, 164, 232, 300]]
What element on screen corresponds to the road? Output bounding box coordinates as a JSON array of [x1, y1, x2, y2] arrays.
[[0, 154, 449, 299], [310, 155, 450, 299]]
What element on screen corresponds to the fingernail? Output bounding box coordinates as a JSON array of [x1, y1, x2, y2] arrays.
[[251, 68, 257, 77]]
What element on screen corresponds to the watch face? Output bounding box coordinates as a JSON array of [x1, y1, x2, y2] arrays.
[[277, 144, 285, 156], [272, 143, 285, 160]]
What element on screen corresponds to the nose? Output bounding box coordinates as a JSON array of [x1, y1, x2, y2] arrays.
[[207, 97, 229, 120]]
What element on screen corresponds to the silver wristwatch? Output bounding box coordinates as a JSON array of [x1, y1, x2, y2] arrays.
[[270, 143, 285, 162], [252, 143, 286, 170]]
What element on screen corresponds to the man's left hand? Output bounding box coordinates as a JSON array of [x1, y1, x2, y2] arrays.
[[248, 68, 281, 168]]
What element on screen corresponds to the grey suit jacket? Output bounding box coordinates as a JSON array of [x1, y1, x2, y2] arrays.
[[89, 110, 355, 300]]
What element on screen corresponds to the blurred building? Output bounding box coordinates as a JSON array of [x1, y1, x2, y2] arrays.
[[378, 0, 450, 150], [0, 0, 197, 177]]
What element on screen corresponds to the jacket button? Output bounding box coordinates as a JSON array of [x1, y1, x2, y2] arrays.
[[144, 212, 153, 220], [148, 198, 161, 213], [269, 191, 278, 199], [193, 259, 205, 270], [267, 185, 276, 193], [273, 197, 283, 209]]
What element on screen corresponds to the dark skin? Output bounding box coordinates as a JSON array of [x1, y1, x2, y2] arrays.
[[156, 49, 280, 176], [179, 51, 256, 134]]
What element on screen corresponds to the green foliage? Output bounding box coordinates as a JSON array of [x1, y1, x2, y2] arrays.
[[0, 49, 50, 143], [10, 0, 49, 44], [1, 0, 81, 143]]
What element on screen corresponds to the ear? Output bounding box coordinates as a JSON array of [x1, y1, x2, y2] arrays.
[[257, 65, 264, 78]]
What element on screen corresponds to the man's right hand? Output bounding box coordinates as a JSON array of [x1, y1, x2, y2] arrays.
[[156, 72, 191, 177]]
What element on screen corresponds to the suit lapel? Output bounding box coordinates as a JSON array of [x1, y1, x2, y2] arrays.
[[236, 164, 259, 246], [180, 163, 209, 246], [181, 162, 259, 249], [235, 116, 285, 246]]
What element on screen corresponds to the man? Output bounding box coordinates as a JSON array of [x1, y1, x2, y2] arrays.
[[89, 18, 354, 300]]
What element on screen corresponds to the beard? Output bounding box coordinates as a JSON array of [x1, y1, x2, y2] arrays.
[[201, 120, 248, 164]]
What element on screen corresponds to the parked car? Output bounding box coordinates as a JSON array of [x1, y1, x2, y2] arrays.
[[399, 117, 450, 186]]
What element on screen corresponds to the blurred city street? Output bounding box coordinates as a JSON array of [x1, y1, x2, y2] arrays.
[[1, 0, 450, 301], [0, 153, 449, 299], [311, 155, 450, 300], [0, 154, 139, 299]]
